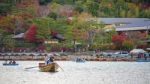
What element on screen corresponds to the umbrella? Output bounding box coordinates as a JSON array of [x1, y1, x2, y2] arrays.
[[130, 49, 146, 54]]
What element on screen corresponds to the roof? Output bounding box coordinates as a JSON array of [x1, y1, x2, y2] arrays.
[[117, 21, 150, 28], [97, 18, 150, 31], [116, 21, 150, 31], [116, 26, 150, 31], [98, 18, 150, 24], [12, 33, 24, 39]]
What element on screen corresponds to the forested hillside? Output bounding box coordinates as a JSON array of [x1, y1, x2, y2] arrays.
[[0, 0, 149, 52], [0, 0, 150, 17]]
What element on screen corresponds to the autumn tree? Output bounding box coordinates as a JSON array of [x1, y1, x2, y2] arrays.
[[32, 18, 51, 40], [125, 31, 147, 48], [122, 39, 134, 50], [112, 33, 125, 49], [0, 15, 16, 34], [71, 13, 104, 51], [24, 24, 37, 42]]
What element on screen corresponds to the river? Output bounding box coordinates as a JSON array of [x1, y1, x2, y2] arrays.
[[0, 61, 150, 84]]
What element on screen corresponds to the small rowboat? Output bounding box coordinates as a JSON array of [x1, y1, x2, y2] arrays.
[[39, 63, 59, 72], [136, 59, 150, 62], [3, 63, 19, 66], [75, 58, 86, 63]]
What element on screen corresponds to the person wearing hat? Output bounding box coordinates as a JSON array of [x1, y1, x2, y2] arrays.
[[45, 54, 54, 65]]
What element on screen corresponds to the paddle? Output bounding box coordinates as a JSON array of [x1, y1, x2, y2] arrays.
[[25, 66, 39, 69]]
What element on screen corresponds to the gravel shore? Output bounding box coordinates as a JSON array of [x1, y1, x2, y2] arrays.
[[0, 55, 137, 61]]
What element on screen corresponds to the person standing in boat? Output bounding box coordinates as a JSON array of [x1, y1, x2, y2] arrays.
[[45, 54, 54, 65]]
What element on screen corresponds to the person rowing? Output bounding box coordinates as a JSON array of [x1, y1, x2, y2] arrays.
[[45, 54, 55, 65]]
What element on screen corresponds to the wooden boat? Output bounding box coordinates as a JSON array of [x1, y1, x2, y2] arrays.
[[39, 63, 59, 72], [3, 63, 19, 66]]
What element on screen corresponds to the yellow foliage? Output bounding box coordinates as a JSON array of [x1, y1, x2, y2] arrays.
[[0, 16, 15, 31], [122, 39, 134, 49], [77, 12, 92, 23]]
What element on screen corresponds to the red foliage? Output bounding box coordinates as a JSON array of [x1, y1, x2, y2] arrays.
[[25, 24, 37, 42], [37, 45, 45, 51], [112, 33, 125, 45]]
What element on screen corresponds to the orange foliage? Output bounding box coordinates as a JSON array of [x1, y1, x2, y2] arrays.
[[0, 16, 15, 33]]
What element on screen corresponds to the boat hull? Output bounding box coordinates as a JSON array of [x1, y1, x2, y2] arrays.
[[39, 63, 59, 72], [3, 63, 19, 66], [136, 59, 150, 62]]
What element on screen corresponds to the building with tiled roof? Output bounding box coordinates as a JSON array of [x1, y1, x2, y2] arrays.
[[98, 18, 150, 50]]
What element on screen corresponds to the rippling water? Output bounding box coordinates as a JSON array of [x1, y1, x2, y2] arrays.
[[0, 61, 150, 84]]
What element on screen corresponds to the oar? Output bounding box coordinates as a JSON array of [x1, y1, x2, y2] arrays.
[[25, 66, 39, 69]]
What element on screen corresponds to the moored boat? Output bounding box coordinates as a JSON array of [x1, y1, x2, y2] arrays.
[[3, 60, 18, 66], [75, 58, 86, 63], [39, 63, 59, 72], [136, 59, 150, 62], [3, 63, 19, 66]]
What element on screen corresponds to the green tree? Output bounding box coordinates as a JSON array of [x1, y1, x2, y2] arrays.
[[2, 35, 16, 52], [85, 1, 99, 16], [39, 0, 52, 5], [71, 13, 104, 50], [32, 17, 53, 40], [0, 0, 16, 16], [48, 12, 58, 20], [74, 1, 84, 13]]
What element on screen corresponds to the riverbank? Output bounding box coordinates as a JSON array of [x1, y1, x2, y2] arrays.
[[0, 55, 138, 61]]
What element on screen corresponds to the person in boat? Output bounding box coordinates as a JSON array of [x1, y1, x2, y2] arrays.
[[12, 60, 16, 64], [8, 59, 16, 64], [9, 59, 13, 64], [76, 57, 83, 62], [45, 54, 55, 65]]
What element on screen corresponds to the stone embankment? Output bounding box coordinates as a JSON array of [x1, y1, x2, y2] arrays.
[[0, 55, 136, 61]]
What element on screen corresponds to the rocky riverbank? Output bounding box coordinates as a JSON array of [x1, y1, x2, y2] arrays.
[[0, 55, 136, 61]]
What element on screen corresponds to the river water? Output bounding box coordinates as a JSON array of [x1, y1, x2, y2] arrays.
[[0, 61, 150, 84]]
